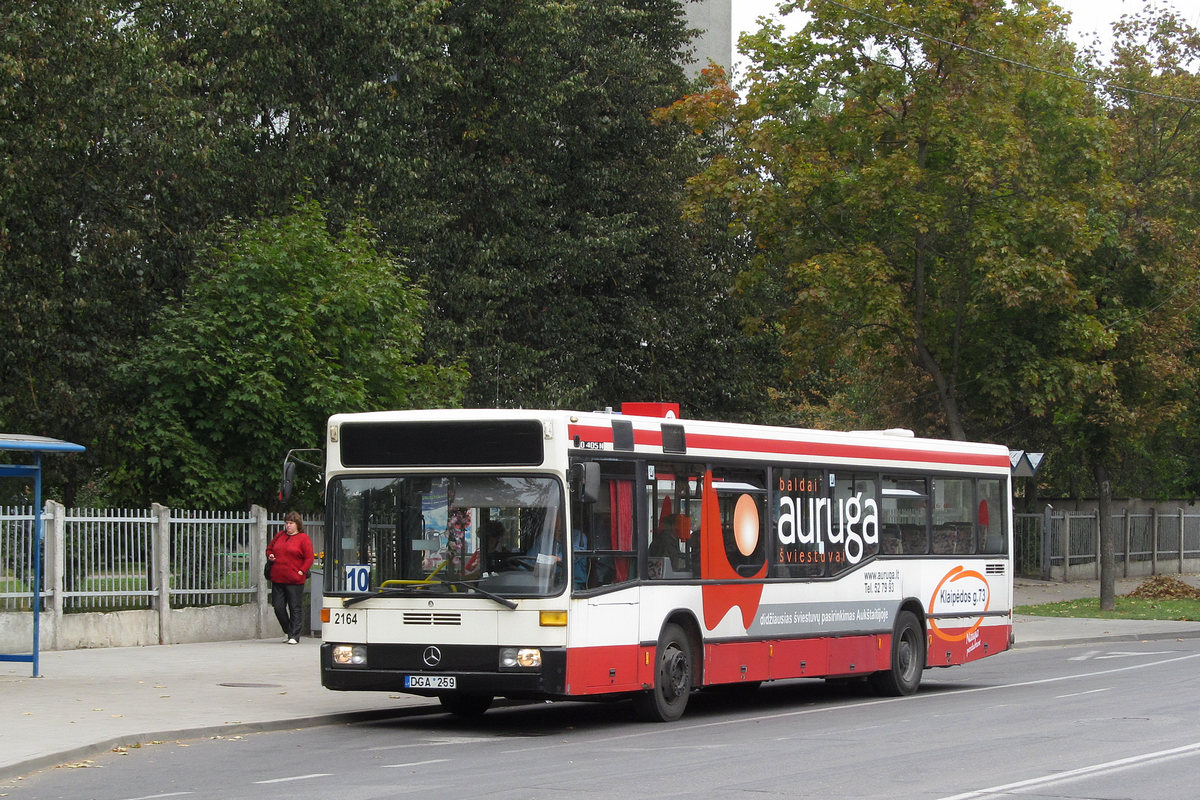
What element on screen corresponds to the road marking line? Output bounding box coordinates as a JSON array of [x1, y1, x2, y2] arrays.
[[368, 736, 489, 751], [565, 651, 1200, 747], [936, 741, 1200, 799], [1054, 687, 1111, 698], [254, 773, 333, 784], [1070, 649, 1176, 661], [120, 794, 193, 800], [382, 759, 450, 769]]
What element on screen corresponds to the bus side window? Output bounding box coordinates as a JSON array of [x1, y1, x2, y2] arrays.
[[572, 464, 636, 590], [646, 463, 703, 581], [883, 476, 930, 556], [977, 478, 1007, 554], [880, 524, 904, 554], [773, 467, 826, 578], [932, 477, 975, 555], [829, 471, 879, 573], [712, 469, 767, 577]]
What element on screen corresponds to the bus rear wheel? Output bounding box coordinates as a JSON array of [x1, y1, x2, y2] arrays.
[[438, 692, 493, 717], [633, 623, 693, 722], [870, 610, 925, 697]]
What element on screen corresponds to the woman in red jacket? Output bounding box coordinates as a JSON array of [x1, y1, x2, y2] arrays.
[[266, 511, 314, 644]]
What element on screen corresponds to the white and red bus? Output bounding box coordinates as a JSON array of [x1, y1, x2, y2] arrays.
[[318, 404, 1013, 721]]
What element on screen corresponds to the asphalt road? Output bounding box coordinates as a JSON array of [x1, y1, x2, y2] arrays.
[[12, 638, 1200, 800]]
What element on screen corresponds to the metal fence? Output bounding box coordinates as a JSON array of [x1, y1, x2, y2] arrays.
[[0, 506, 37, 611], [1015, 506, 1200, 580], [63, 508, 156, 612], [0, 505, 325, 613]]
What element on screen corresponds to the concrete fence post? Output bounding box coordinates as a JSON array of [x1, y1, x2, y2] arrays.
[[152, 503, 171, 644], [251, 505, 269, 638], [44, 500, 66, 651], [1151, 507, 1159, 576], [1062, 514, 1071, 582], [1180, 508, 1186, 575], [1041, 504, 1052, 581], [1122, 508, 1131, 578]]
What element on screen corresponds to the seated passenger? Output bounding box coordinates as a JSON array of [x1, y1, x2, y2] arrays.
[[481, 521, 512, 573], [649, 514, 689, 572]]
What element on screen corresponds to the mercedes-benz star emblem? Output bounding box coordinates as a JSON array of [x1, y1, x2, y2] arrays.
[[422, 646, 442, 667]]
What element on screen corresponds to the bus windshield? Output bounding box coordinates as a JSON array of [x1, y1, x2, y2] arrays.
[[326, 474, 567, 598]]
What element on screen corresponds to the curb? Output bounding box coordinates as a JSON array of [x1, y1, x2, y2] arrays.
[[1013, 627, 1200, 649], [0, 705, 440, 785], [9, 625, 1200, 783]]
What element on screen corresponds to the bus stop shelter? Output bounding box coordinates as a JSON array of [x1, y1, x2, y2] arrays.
[[0, 434, 85, 676]]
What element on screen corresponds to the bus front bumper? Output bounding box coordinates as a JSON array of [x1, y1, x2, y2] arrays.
[[320, 642, 567, 697]]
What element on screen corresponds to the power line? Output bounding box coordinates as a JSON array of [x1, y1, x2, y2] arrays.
[[814, 0, 1200, 106]]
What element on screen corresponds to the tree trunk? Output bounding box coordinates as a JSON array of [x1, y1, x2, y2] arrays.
[[914, 338, 966, 440], [910, 138, 966, 443], [1095, 463, 1115, 611]]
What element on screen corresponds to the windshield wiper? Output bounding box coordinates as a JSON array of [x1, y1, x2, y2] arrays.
[[340, 580, 517, 610], [434, 579, 518, 610], [342, 587, 422, 607]]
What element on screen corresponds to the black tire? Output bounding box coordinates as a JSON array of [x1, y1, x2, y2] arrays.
[[438, 692, 493, 717], [633, 623, 694, 722], [870, 609, 925, 696]]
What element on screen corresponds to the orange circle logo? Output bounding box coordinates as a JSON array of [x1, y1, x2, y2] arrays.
[[928, 565, 990, 642], [733, 494, 759, 556]]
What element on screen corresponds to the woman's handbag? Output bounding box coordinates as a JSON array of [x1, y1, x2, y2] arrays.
[[264, 531, 284, 582]]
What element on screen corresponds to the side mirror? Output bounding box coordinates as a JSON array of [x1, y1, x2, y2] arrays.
[[573, 462, 601, 504], [278, 461, 296, 504], [277, 448, 324, 504]]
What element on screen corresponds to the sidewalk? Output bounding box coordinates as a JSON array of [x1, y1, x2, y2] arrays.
[[1014, 574, 1200, 647], [5, 579, 1200, 784], [0, 637, 440, 784]]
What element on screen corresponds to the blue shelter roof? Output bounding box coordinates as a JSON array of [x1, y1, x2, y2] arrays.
[[0, 434, 86, 453]]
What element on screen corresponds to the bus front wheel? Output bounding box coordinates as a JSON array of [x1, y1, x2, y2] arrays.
[[633, 623, 693, 722], [870, 610, 925, 697]]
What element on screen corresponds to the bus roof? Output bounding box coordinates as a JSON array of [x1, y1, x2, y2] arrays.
[[328, 409, 1012, 473]]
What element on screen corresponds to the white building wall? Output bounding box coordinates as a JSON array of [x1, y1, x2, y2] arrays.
[[681, 0, 732, 74]]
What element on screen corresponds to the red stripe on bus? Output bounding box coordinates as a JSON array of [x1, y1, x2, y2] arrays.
[[559, 623, 1012, 696], [564, 644, 645, 695], [567, 424, 1010, 469], [926, 622, 1012, 665]]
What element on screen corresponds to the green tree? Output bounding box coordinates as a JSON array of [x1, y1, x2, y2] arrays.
[[410, 0, 771, 416], [2, 0, 774, 508], [1073, 6, 1200, 608], [2, 0, 461, 502], [711, 0, 1113, 443], [118, 200, 466, 509], [684, 1, 1200, 603], [0, 2, 196, 502], [134, 0, 456, 235]]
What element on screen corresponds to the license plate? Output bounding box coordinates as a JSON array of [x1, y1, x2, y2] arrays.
[[405, 674, 456, 689]]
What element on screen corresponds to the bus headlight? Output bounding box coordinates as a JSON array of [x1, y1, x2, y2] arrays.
[[500, 648, 542, 669], [332, 644, 367, 666]]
